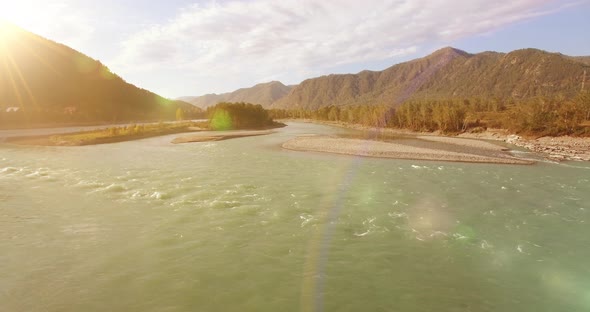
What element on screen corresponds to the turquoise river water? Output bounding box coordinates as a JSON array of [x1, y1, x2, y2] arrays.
[[1, 122, 589, 312]]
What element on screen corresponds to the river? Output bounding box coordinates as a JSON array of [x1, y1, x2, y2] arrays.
[[1, 122, 589, 312]]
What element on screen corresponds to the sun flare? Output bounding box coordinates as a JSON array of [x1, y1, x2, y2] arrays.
[[0, 20, 19, 37], [0, 20, 22, 57], [0, 2, 42, 34]]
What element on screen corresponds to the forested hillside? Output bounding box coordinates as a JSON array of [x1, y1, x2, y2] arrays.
[[271, 47, 589, 110]]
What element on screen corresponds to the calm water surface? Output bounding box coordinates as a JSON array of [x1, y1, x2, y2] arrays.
[[1, 122, 589, 312]]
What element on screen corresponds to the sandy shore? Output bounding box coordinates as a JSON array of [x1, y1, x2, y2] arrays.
[[284, 119, 590, 162], [171, 130, 275, 144], [282, 136, 534, 165], [415, 136, 509, 151]]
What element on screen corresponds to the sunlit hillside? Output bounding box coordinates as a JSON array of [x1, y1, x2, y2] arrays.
[[272, 47, 590, 110], [0, 22, 197, 127]]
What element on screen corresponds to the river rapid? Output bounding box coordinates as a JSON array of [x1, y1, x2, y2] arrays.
[[1, 122, 589, 312]]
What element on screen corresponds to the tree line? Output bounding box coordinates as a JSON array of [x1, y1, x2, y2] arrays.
[[0, 103, 203, 128], [269, 93, 590, 136], [207, 102, 275, 130]]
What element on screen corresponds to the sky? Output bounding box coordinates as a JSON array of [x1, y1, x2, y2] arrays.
[[0, 0, 589, 98]]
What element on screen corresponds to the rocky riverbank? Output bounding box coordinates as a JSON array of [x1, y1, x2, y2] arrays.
[[283, 120, 590, 162], [282, 135, 534, 165], [505, 135, 590, 162]]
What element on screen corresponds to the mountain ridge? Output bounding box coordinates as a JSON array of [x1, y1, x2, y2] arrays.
[[3, 22, 588, 122], [270, 47, 589, 110], [179, 81, 292, 108]]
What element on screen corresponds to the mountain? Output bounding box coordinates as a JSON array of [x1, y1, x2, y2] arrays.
[[271, 47, 590, 110], [569, 56, 590, 66], [180, 81, 292, 108], [0, 22, 196, 127]]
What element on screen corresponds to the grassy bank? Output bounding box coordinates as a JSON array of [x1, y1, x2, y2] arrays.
[[7, 122, 204, 146]]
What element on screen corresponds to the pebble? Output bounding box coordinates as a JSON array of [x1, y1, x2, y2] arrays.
[[506, 136, 590, 162]]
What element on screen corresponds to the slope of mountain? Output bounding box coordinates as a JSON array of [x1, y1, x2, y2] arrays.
[[271, 47, 590, 110], [569, 56, 590, 66], [180, 81, 292, 108], [0, 23, 195, 126]]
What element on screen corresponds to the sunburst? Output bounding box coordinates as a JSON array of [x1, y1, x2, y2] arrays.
[[1, 20, 36, 113]]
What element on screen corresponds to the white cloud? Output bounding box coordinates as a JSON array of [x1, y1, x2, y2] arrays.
[[111, 0, 573, 95]]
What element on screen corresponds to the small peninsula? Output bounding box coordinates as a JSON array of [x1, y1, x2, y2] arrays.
[[6, 103, 285, 146]]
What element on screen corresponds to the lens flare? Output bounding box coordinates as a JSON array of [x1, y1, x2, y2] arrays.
[[211, 109, 233, 130]]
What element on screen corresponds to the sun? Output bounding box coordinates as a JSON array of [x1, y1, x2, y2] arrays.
[[0, 3, 18, 23], [0, 22, 16, 56], [0, 1, 45, 48], [0, 2, 41, 32], [0, 20, 21, 43]]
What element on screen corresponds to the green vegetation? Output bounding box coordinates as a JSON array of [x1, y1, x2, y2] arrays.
[[47, 122, 198, 146], [206, 102, 279, 130], [270, 93, 590, 136], [210, 109, 233, 130]]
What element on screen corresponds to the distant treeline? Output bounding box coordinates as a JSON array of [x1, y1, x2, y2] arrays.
[[207, 102, 276, 130], [269, 93, 590, 136], [0, 103, 203, 128]]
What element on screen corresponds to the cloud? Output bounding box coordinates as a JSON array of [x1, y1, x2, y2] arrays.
[[113, 0, 570, 95]]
